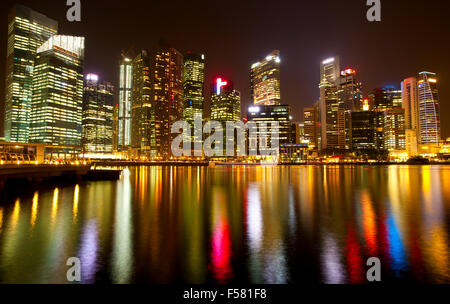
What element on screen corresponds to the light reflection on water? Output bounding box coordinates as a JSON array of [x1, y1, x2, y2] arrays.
[[0, 165, 449, 284]]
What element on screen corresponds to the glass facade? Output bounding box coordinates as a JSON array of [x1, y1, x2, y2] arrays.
[[131, 50, 154, 157], [250, 50, 281, 106], [4, 4, 58, 143], [82, 74, 114, 154], [118, 56, 133, 151], [29, 35, 85, 146], [418, 72, 440, 145]]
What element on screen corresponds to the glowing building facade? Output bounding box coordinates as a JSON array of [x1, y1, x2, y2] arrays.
[[183, 52, 205, 156], [82, 74, 114, 153], [152, 46, 184, 159], [250, 50, 281, 106], [418, 72, 440, 145], [29, 36, 85, 146], [4, 4, 58, 142], [131, 50, 154, 157], [319, 57, 344, 151], [118, 56, 133, 151], [210, 78, 241, 122]]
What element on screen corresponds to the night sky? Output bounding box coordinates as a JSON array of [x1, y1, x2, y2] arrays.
[[1, 0, 450, 137]]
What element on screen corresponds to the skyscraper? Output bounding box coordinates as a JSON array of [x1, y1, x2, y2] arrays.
[[303, 105, 319, 149], [118, 55, 133, 152], [418, 71, 440, 145], [383, 108, 405, 151], [250, 50, 281, 106], [210, 78, 241, 122], [183, 52, 205, 156], [371, 86, 404, 150], [152, 45, 184, 159], [29, 35, 85, 146], [210, 78, 241, 156], [82, 74, 114, 154], [4, 4, 58, 142], [338, 68, 363, 149], [401, 77, 420, 131], [319, 57, 343, 151], [131, 50, 154, 157]]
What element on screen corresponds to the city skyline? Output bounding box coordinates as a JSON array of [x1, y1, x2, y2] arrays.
[[1, 0, 450, 139]]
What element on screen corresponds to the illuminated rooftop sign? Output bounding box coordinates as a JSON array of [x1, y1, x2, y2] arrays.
[[216, 78, 228, 95]]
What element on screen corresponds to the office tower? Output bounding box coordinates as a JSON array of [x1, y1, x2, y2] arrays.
[[4, 4, 58, 142], [338, 68, 363, 149], [210, 78, 241, 122], [320, 57, 340, 85], [350, 110, 377, 151], [29, 36, 85, 146], [383, 108, 405, 151], [82, 74, 114, 154], [118, 55, 133, 152], [303, 105, 319, 149], [152, 45, 184, 159], [319, 57, 343, 151], [418, 72, 440, 145], [405, 129, 418, 156], [183, 52, 205, 156], [339, 68, 363, 111], [131, 50, 154, 158], [210, 78, 241, 155], [247, 105, 292, 149], [401, 77, 420, 131], [250, 50, 281, 106], [370, 86, 404, 150], [372, 86, 402, 110]]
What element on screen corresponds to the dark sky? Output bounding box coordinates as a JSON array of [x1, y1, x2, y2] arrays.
[[1, 0, 450, 137]]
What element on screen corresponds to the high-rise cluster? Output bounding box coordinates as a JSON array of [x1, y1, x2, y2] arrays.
[[306, 56, 442, 160]]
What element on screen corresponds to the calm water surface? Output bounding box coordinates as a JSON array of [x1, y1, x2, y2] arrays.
[[0, 165, 449, 284]]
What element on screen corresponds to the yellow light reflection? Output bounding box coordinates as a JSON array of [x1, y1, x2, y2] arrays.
[[51, 188, 59, 224], [11, 199, 20, 230], [31, 192, 39, 227], [73, 185, 79, 220], [0, 207, 3, 232]]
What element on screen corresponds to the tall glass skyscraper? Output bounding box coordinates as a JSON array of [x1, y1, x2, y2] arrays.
[[183, 52, 205, 156], [82, 74, 114, 154], [131, 50, 154, 157], [250, 50, 281, 106], [29, 35, 85, 146], [4, 4, 58, 143], [210, 78, 241, 122], [153, 46, 184, 159], [118, 56, 133, 151], [319, 57, 343, 150], [418, 71, 440, 145]]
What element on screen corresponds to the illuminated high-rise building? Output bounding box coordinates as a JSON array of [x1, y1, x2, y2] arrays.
[[210, 78, 241, 155], [152, 45, 184, 159], [118, 56, 133, 151], [4, 4, 58, 142], [338, 68, 362, 149], [303, 104, 319, 149], [319, 57, 344, 151], [383, 108, 405, 151], [82, 74, 114, 154], [131, 50, 154, 157], [418, 71, 440, 145], [183, 52, 205, 156], [29, 36, 85, 146], [250, 50, 281, 106], [401, 77, 419, 131], [371, 86, 404, 150], [210, 78, 241, 122]]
